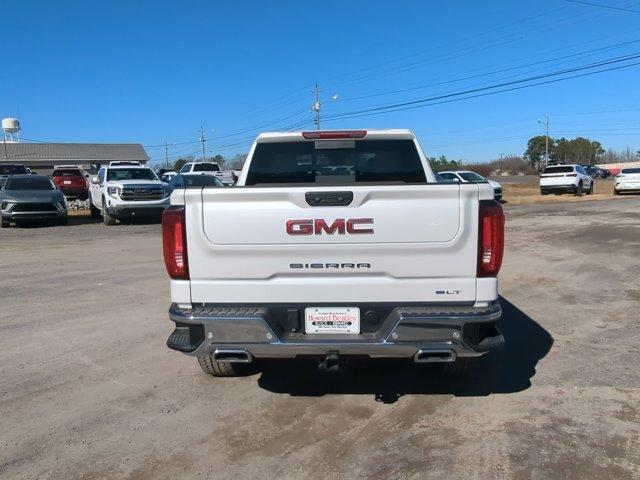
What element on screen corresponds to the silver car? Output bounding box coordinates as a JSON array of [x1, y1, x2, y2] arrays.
[[0, 174, 68, 227]]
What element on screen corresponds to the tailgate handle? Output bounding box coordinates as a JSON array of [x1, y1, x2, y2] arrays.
[[305, 191, 353, 207]]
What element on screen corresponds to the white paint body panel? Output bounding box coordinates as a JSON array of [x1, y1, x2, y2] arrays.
[[170, 130, 499, 305]]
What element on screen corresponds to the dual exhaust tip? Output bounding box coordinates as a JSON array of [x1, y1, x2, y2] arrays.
[[413, 349, 456, 363], [213, 349, 253, 363]]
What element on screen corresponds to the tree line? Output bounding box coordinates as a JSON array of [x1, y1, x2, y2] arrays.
[[524, 135, 639, 167]]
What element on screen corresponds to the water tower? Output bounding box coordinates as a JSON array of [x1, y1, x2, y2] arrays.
[[2, 118, 21, 142]]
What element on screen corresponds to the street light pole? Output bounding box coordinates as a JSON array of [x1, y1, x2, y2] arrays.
[[538, 115, 550, 169], [500, 153, 504, 173], [164, 142, 169, 170], [312, 84, 321, 130], [200, 126, 207, 162]]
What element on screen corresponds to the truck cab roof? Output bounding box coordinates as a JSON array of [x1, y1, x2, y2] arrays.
[[255, 129, 416, 142]]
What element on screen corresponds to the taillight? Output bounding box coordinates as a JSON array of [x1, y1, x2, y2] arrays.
[[302, 130, 367, 139], [478, 201, 504, 277], [162, 207, 189, 280]]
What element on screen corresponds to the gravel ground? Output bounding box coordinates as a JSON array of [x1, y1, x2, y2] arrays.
[[0, 198, 639, 479]]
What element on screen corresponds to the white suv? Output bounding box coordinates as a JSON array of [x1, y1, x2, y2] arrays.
[[539, 164, 593, 196], [89, 162, 170, 225], [614, 167, 640, 195]]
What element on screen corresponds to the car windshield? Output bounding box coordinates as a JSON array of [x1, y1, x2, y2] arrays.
[[0, 165, 28, 176], [245, 139, 426, 185], [458, 171, 487, 183], [107, 168, 157, 181], [543, 166, 574, 174], [181, 175, 223, 187], [621, 168, 640, 174], [5, 177, 55, 190], [193, 163, 220, 172], [53, 169, 82, 177]]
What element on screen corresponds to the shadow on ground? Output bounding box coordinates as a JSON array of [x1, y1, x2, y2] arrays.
[[257, 297, 553, 403]]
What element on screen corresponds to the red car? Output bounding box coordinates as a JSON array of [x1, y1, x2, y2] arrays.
[[52, 167, 88, 200]]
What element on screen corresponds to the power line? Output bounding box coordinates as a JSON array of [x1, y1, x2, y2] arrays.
[[561, 0, 640, 14], [322, 53, 640, 121], [341, 38, 640, 102]]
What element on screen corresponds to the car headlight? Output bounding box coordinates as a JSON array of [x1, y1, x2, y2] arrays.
[[107, 186, 122, 197]]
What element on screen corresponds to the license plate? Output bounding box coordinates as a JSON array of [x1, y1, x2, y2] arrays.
[[305, 307, 360, 334], [63, 180, 71, 184]]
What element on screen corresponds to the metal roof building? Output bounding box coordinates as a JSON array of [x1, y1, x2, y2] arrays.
[[0, 142, 149, 168]]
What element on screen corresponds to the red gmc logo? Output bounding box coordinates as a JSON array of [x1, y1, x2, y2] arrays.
[[286, 218, 374, 235]]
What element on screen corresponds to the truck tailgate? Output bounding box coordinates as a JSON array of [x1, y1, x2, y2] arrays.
[[183, 184, 482, 304]]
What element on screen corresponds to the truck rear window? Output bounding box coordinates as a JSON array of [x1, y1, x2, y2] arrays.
[[193, 163, 220, 172], [245, 140, 426, 185]]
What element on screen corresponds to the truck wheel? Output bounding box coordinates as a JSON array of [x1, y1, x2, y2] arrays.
[[587, 183, 594, 195], [614, 189, 620, 196], [444, 357, 474, 376], [197, 355, 249, 377], [102, 198, 116, 225], [90, 202, 101, 218], [1, 219, 10, 228]]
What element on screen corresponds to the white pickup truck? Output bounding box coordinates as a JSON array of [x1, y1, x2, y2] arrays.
[[163, 129, 505, 376], [89, 162, 170, 225], [178, 162, 236, 185]]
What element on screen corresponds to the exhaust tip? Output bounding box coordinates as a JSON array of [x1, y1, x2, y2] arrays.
[[213, 349, 253, 363], [414, 349, 456, 363]]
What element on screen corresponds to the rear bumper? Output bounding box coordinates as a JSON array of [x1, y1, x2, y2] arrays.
[[59, 187, 88, 199], [540, 184, 577, 194], [615, 183, 640, 192], [167, 301, 504, 360]]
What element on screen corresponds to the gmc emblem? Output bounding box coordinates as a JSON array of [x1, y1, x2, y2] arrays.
[[286, 218, 374, 235]]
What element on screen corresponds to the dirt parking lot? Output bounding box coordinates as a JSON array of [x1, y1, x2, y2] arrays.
[[1, 198, 639, 479]]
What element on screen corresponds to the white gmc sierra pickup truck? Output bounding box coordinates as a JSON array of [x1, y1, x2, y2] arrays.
[[163, 129, 505, 376]]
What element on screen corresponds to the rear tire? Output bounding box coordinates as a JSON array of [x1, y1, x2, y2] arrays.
[[1, 219, 10, 228], [575, 182, 583, 197], [586, 182, 594, 195], [197, 355, 249, 377], [614, 189, 620, 196], [444, 357, 474, 376]]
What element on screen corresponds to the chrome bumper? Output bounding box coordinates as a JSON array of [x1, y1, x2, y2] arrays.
[[167, 302, 504, 360]]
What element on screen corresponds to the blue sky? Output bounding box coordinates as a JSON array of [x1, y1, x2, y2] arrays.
[[2, 0, 639, 164]]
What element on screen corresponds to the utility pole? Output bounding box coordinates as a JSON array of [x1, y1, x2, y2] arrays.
[[164, 142, 169, 170], [312, 84, 321, 130], [538, 115, 550, 168], [500, 153, 504, 173], [200, 126, 207, 162]]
